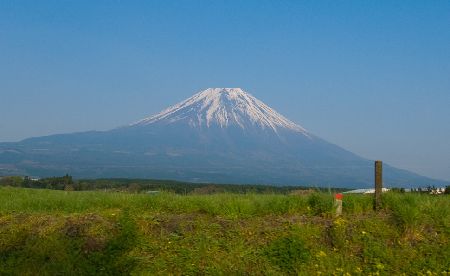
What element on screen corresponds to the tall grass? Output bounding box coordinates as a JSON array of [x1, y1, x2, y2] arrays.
[[0, 187, 448, 275], [0, 187, 312, 217], [383, 192, 450, 232]]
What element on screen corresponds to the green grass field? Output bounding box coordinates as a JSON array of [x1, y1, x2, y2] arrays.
[[0, 187, 449, 275]]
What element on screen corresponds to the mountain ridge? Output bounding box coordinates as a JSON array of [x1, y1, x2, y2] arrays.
[[0, 88, 446, 188]]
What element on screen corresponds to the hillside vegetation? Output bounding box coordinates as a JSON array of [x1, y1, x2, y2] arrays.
[[0, 175, 347, 194], [0, 187, 449, 275]]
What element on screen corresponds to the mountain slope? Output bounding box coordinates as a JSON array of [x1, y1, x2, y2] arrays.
[[0, 88, 445, 188]]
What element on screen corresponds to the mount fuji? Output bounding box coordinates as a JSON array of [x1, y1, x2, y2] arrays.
[[0, 88, 444, 188]]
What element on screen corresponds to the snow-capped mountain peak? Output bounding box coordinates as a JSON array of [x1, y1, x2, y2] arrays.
[[131, 88, 309, 134]]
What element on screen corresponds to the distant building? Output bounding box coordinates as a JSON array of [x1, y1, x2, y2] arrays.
[[430, 187, 446, 195], [344, 188, 390, 194]]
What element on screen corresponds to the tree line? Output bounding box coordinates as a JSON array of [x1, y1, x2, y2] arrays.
[[0, 175, 349, 194], [2, 175, 447, 195]]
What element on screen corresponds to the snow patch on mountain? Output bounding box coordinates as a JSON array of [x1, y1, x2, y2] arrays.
[[131, 88, 309, 135]]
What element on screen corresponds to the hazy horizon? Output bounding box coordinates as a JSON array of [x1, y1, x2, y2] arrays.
[[1, 1, 449, 181]]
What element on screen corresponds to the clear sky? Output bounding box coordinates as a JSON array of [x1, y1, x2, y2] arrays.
[[1, 1, 449, 181]]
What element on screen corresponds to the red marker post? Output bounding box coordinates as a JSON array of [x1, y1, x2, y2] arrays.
[[334, 193, 343, 217]]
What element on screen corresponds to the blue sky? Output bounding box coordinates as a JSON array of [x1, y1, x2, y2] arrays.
[[1, 1, 449, 181]]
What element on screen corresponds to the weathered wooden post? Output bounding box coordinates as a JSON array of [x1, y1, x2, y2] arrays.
[[374, 160, 383, 211]]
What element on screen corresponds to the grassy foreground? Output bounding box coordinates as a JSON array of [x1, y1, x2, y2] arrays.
[[0, 187, 449, 275]]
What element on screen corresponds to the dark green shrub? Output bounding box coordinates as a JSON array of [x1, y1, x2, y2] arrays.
[[264, 235, 310, 272], [307, 193, 333, 216]]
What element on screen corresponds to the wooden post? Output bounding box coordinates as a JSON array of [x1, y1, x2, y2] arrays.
[[374, 160, 383, 211]]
